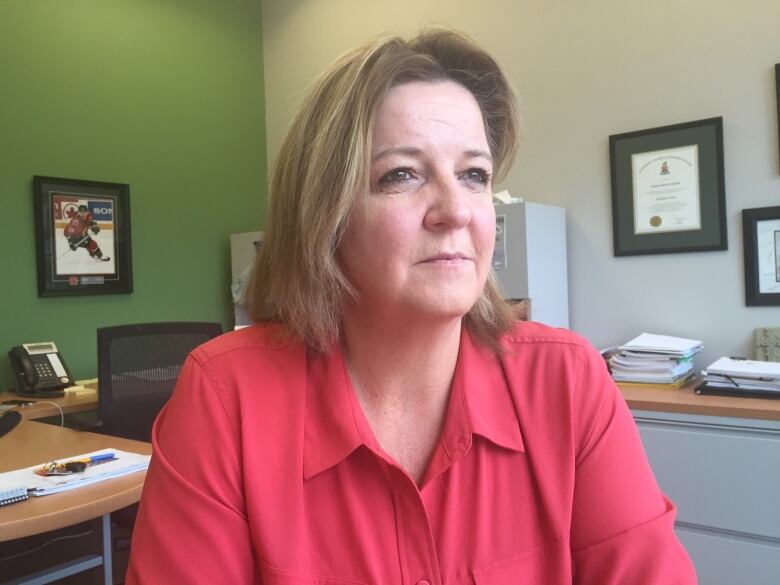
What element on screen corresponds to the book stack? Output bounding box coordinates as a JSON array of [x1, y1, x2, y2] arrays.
[[698, 357, 780, 398], [608, 333, 703, 387]]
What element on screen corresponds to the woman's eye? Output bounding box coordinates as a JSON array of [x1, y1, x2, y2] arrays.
[[462, 168, 491, 186], [378, 168, 415, 185]]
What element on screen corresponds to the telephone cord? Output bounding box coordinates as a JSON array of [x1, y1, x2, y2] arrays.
[[32, 401, 65, 427]]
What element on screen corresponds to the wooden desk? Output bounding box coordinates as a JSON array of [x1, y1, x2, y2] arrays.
[[617, 379, 780, 421], [0, 388, 98, 421], [0, 420, 151, 584]]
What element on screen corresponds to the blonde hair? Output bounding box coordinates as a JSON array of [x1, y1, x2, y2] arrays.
[[247, 29, 519, 351]]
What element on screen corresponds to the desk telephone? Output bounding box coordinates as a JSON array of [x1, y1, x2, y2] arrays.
[[8, 342, 73, 397]]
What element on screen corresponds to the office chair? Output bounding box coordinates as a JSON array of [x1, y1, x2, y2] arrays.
[[93, 321, 223, 442], [89, 322, 223, 567]]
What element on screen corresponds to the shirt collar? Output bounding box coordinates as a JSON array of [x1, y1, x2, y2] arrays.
[[449, 328, 525, 454], [302, 328, 525, 481], [303, 344, 365, 480]]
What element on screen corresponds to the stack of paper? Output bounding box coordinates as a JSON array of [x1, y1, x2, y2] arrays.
[[0, 448, 150, 497], [609, 333, 703, 386], [699, 357, 780, 398]]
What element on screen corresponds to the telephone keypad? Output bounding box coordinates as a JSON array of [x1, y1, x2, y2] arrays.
[[34, 363, 55, 377]]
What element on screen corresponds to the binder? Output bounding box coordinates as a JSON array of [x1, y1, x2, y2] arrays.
[[695, 383, 780, 400], [0, 485, 29, 507]]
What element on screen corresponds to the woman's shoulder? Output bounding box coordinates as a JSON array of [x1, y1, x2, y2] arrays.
[[186, 323, 307, 381], [501, 320, 592, 350], [497, 321, 605, 384], [191, 323, 303, 360], [173, 324, 308, 420], [496, 321, 616, 439]]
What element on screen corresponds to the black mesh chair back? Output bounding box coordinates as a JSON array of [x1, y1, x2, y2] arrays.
[[97, 322, 222, 441]]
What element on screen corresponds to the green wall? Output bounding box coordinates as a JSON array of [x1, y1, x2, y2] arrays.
[[0, 1, 268, 386]]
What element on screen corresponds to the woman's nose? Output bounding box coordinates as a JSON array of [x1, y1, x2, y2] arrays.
[[423, 177, 472, 230]]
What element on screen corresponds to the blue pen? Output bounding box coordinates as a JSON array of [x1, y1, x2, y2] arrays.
[[73, 452, 116, 465]]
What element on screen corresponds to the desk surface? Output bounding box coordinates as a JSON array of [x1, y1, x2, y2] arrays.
[[618, 379, 780, 421], [0, 420, 152, 542], [0, 388, 98, 421]]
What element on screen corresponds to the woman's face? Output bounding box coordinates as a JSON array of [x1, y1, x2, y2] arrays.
[[339, 80, 496, 324]]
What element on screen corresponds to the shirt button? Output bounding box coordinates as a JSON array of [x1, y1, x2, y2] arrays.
[[417, 580, 431, 585]]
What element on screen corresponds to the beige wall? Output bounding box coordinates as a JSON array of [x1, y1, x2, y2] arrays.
[[262, 0, 780, 368]]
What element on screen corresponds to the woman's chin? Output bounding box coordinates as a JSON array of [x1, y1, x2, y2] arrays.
[[404, 293, 480, 322]]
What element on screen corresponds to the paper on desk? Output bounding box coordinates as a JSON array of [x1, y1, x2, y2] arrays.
[[63, 385, 93, 395], [620, 333, 703, 355], [705, 357, 780, 380], [0, 448, 150, 496]]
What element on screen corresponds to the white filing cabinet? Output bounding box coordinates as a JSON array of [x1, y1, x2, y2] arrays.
[[492, 201, 569, 328], [631, 409, 780, 584]]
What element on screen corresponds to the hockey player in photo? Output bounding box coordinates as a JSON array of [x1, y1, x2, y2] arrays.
[[63, 204, 110, 262]]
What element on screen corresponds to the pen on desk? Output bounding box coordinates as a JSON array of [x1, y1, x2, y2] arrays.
[[38, 452, 117, 475], [70, 452, 117, 465]]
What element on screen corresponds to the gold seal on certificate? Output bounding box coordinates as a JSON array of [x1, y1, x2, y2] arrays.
[[631, 145, 701, 235]]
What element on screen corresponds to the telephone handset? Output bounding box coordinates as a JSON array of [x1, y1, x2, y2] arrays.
[[8, 342, 73, 397]]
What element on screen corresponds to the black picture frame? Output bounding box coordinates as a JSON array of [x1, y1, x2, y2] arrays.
[[743, 206, 780, 306], [609, 117, 727, 256], [775, 64, 780, 173], [33, 176, 133, 297]]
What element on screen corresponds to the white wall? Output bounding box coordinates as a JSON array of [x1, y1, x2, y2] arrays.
[[262, 0, 780, 368]]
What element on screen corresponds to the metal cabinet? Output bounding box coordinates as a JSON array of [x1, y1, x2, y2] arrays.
[[492, 201, 568, 328], [632, 410, 780, 584]]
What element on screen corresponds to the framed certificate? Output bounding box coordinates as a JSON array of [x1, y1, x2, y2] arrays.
[[609, 117, 727, 256], [743, 206, 780, 306]]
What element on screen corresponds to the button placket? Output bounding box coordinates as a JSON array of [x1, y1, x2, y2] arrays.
[[387, 465, 442, 585]]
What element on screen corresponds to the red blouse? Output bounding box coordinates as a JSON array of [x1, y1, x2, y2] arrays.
[[126, 322, 696, 584]]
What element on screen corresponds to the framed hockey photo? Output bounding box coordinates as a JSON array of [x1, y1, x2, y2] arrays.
[[33, 176, 133, 297]]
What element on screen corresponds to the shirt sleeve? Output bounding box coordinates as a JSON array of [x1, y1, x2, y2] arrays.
[[570, 344, 697, 584], [125, 355, 256, 584]]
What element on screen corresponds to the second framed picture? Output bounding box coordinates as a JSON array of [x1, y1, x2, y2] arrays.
[[609, 117, 727, 256], [775, 64, 780, 173], [33, 176, 133, 297], [743, 206, 780, 306]]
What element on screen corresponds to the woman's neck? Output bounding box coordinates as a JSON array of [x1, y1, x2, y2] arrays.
[[341, 313, 463, 409], [340, 313, 463, 484]]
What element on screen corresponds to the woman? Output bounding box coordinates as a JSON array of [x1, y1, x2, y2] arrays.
[[127, 30, 696, 584]]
